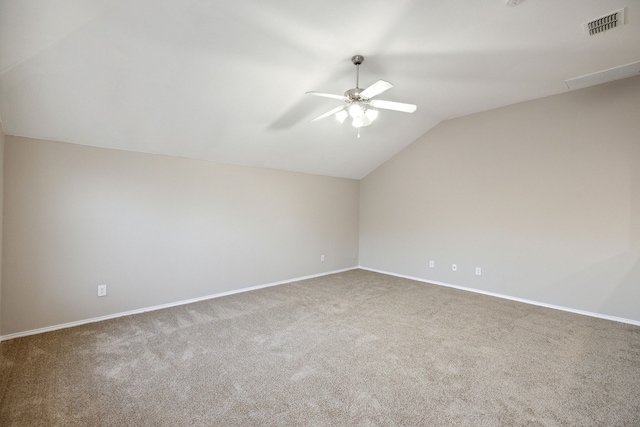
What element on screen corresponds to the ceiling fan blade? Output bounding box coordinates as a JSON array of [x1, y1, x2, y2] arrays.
[[360, 80, 393, 99], [311, 106, 346, 122], [306, 91, 347, 101], [369, 99, 417, 113]]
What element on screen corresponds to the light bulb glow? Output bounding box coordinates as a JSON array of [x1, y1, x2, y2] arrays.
[[348, 104, 364, 118], [352, 115, 371, 128], [335, 109, 348, 123]]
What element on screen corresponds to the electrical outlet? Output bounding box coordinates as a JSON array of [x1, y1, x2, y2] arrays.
[[452, 264, 457, 272], [97, 284, 107, 297], [321, 254, 325, 262], [475, 267, 482, 276], [429, 260, 435, 268]]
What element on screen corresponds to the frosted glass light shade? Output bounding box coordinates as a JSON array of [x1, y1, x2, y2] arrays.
[[348, 104, 364, 118], [364, 109, 378, 122], [352, 115, 371, 128]]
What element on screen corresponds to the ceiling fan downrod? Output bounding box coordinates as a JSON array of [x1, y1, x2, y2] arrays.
[[352, 55, 364, 89]]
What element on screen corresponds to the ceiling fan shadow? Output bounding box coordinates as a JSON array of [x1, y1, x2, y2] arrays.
[[266, 99, 324, 130], [266, 66, 352, 131]]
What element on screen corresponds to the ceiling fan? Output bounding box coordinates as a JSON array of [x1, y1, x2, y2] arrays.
[[306, 55, 417, 136]]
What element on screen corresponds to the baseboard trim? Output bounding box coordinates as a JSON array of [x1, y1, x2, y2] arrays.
[[0, 266, 358, 342], [359, 266, 640, 327]]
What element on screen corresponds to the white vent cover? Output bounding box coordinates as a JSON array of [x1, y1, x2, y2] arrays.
[[565, 61, 640, 90], [584, 9, 625, 35]]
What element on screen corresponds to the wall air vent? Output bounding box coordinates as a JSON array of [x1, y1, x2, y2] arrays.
[[584, 9, 625, 35], [565, 61, 640, 90]]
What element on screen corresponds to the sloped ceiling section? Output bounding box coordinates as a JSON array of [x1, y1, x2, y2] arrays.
[[1, 0, 639, 179]]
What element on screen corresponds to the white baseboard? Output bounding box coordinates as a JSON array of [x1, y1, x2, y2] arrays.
[[0, 266, 358, 342], [359, 266, 640, 327]]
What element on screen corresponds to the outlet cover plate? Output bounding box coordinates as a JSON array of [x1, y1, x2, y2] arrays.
[[97, 284, 107, 297]]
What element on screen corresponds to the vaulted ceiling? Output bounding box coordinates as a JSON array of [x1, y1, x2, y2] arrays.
[[1, 0, 639, 179]]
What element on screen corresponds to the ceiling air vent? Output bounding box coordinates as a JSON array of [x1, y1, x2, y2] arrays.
[[584, 9, 625, 35]]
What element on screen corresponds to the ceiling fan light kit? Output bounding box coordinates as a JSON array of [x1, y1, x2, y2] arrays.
[[306, 55, 417, 137]]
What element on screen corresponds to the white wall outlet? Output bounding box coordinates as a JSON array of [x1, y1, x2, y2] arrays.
[[452, 264, 457, 272], [321, 254, 325, 262], [475, 267, 482, 276], [97, 284, 107, 297], [429, 260, 435, 268]]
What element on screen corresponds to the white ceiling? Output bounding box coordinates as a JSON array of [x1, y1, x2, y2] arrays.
[[1, 0, 639, 179]]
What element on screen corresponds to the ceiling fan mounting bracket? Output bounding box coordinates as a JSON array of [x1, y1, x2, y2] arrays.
[[351, 55, 364, 66]]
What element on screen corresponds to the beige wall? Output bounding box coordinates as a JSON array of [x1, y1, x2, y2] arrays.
[[360, 75, 640, 322], [1, 137, 359, 335]]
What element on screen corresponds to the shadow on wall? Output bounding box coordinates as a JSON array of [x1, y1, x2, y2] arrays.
[[544, 248, 640, 321], [600, 252, 640, 320]]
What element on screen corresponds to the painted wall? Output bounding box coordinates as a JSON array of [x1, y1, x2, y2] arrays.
[[2, 137, 359, 335], [360, 75, 640, 322]]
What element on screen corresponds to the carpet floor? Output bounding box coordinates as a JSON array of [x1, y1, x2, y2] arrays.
[[1, 269, 639, 426]]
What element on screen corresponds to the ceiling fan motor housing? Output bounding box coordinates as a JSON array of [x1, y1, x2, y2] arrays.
[[345, 88, 364, 100]]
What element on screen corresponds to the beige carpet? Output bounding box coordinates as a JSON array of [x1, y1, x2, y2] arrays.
[[1, 269, 639, 426]]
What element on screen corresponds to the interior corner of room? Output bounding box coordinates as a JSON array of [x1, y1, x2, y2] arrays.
[[1, 74, 639, 340]]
